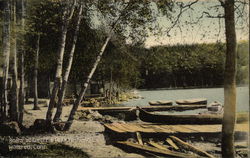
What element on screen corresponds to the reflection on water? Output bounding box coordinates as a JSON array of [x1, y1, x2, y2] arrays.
[[122, 87, 249, 114]]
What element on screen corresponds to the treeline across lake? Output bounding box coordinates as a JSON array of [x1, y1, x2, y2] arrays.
[[138, 41, 249, 89]]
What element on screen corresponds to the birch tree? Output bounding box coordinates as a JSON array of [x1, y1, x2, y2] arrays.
[[17, 0, 25, 124], [64, 34, 112, 130], [46, 0, 76, 122], [33, 35, 40, 110], [9, 0, 19, 121], [63, 0, 157, 130], [53, 4, 83, 122], [1, 0, 11, 120]]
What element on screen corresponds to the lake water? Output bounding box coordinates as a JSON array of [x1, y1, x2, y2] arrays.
[[122, 87, 249, 114]]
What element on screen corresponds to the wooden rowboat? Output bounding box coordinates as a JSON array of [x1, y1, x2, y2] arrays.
[[138, 107, 222, 124], [78, 104, 207, 113], [149, 100, 173, 106], [175, 98, 207, 105]]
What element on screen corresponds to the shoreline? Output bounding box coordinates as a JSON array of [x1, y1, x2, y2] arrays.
[[0, 99, 248, 157], [138, 85, 248, 91]]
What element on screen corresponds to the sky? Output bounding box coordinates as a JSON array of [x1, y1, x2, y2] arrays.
[[144, 0, 249, 47]]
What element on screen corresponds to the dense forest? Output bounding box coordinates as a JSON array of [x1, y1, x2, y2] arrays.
[[140, 41, 249, 89]]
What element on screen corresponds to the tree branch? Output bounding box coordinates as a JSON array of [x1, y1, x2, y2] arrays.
[[202, 11, 225, 18], [235, 0, 249, 5], [164, 0, 199, 36]]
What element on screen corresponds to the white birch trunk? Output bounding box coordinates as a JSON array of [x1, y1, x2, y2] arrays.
[[10, 0, 19, 121], [53, 5, 83, 122], [64, 35, 111, 130], [63, 1, 132, 130], [46, 1, 76, 121], [1, 0, 11, 119], [33, 35, 40, 110], [18, 0, 25, 124]]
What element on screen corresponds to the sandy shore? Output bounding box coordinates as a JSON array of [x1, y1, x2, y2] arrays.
[[21, 99, 144, 158], [2, 98, 246, 158]]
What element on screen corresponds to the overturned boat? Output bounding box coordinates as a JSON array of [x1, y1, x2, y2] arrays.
[[149, 100, 173, 106], [175, 98, 207, 105]]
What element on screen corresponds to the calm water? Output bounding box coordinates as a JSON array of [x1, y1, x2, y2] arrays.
[[122, 87, 249, 114]]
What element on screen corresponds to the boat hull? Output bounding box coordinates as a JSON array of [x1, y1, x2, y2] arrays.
[[138, 108, 222, 125], [175, 98, 207, 105]]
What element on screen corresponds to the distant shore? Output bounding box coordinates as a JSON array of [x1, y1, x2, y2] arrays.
[[139, 85, 248, 91]]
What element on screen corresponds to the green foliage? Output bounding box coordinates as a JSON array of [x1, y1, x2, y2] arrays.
[[138, 41, 248, 89], [92, 1, 163, 44], [236, 41, 249, 85], [97, 37, 142, 89], [24, 0, 62, 75], [3, 0, 247, 91]]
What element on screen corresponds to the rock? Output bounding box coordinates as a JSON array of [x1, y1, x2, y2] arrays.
[[0, 121, 21, 136], [86, 114, 92, 119], [87, 109, 93, 114], [92, 111, 102, 120], [54, 122, 65, 131], [93, 102, 100, 107], [28, 119, 56, 134], [102, 115, 117, 123], [43, 100, 49, 107]]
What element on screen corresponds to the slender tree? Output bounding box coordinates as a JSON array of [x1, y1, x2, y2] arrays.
[[64, 34, 112, 130], [221, 0, 237, 157], [18, 0, 26, 124], [63, 1, 131, 130], [33, 35, 40, 110], [53, 4, 83, 122], [46, 0, 76, 122], [64, 0, 157, 130], [9, 0, 19, 121], [2, 0, 11, 120]]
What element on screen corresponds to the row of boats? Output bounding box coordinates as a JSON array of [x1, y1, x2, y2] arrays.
[[103, 98, 247, 157], [145, 99, 229, 125], [148, 98, 207, 106]]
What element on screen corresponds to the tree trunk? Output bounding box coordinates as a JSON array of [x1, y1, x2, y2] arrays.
[[64, 35, 111, 131], [109, 68, 113, 101], [1, 0, 11, 120], [46, 1, 76, 122], [18, 0, 25, 123], [9, 0, 19, 121], [73, 77, 78, 98], [18, 51, 25, 123], [53, 5, 83, 122], [63, 1, 132, 130], [25, 74, 31, 103], [33, 35, 40, 110], [221, 0, 237, 157]]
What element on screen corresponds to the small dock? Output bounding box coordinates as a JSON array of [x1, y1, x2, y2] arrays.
[[78, 104, 207, 112], [104, 122, 248, 134]]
